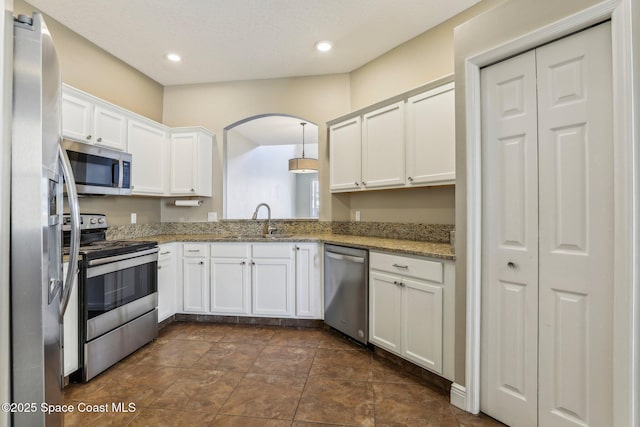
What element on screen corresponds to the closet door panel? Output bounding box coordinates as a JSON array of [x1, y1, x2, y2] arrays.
[[537, 22, 613, 427], [480, 50, 539, 427]]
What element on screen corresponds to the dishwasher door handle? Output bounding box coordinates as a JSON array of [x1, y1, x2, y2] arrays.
[[326, 251, 365, 264]]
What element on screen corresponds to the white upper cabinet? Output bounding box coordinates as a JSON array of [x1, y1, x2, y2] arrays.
[[92, 103, 127, 151], [127, 119, 169, 195], [362, 101, 405, 189], [62, 86, 127, 150], [329, 117, 362, 192], [328, 77, 455, 193], [62, 85, 216, 198], [170, 128, 213, 197], [406, 82, 455, 185], [61, 91, 92, 143]]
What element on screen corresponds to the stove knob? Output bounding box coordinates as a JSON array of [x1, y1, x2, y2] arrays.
[[98, 218, 105, 224], [90, 218, 97, 224]]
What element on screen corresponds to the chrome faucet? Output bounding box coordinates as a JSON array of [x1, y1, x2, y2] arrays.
[[251, 203, 276, 235]]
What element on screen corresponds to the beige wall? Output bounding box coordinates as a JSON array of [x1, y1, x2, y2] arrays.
[[162, 74, 352, 222], [17, 0, 164, 225], [339, 0, 500, 225], [453, 0, 610, 386]]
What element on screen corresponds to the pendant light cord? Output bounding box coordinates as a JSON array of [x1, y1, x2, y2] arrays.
[[301, 122, 307, 158]]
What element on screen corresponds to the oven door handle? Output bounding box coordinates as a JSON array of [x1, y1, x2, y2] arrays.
[[87, 252, 158, 278], [59, 144, 80, 318], [87, 248, 159, 267]]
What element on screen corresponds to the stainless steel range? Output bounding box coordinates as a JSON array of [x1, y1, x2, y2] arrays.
[[64, 214, 158, 382]]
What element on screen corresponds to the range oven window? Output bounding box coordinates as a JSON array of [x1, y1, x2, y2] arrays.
[[86, 258, 157, 319]]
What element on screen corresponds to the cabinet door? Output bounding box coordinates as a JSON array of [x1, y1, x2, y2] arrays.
[[362, 101, 405, 189], [62, 262, 78, 376], [329, 117, 362, 192], [157, 245, 177, 322], [128, 119, 168, 195], [294, 244, 321, 318], [406, 83, 455, 185], [369, 271, 402, 352], [196, 132, 213, 197], [93, 104, 127, 151], [170, 132, 198, 194], [252, 258, 294, 316], [62, 92, 92, 143], [402, 278, 443, 373], [183, 257, 208, 313], [211, 258, 250, 314]]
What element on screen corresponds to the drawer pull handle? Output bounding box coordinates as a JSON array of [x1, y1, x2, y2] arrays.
[[392, 264, 409, 269], [157, 265, 162, 270], [160, 251, 170, 255], [187, 249, 200, 252], [241, 261, 246, 265]]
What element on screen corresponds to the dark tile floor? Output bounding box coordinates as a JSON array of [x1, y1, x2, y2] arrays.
[[64, 322, 505, 426]]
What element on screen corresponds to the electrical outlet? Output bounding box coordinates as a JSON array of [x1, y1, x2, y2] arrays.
[[355, 211, 361, 222], [207, 212, 218, 222], [130, 213, 137, 224]]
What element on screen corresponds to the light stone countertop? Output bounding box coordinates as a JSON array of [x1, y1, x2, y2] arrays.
[[129, 233, 455, 261]]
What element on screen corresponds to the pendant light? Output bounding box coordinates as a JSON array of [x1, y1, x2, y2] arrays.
[[288, 122, 318, 173]]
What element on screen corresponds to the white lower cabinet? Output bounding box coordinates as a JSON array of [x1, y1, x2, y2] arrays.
[[182, 244, 209, 313], [369, 271, 402, 353], [369, 251, 453, 379], [210, 243, 251, 314], [157, 243, 177, 321], [177, 242, 320, 319], [294, 244, 321, 318]]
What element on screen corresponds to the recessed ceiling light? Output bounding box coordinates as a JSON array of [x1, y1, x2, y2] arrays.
[[165, 53, 182, 62], [315, 41, 332, 52]]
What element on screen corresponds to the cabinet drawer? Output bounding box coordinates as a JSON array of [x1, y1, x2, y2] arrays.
[[183, 243, 208, 257], [252, 243, 293, 259], [211, 243, 248, 258], [158, 245, 174, 261], [370, 251, 443, 283]]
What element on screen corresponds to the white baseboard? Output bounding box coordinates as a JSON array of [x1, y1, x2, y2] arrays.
[[450, 383, 466, 410]]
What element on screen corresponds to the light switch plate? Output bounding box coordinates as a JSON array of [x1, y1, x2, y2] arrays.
[[355, 211, 361, 222], [130, 213, 137, 224], [207, 212, 218, 222]]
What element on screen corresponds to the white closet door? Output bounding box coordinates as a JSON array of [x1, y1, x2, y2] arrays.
[[536, 22, 613, 427], [480, 50, 539, 427]]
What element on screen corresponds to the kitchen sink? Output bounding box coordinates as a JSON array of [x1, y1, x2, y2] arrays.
[[233, 234, 293, 240]]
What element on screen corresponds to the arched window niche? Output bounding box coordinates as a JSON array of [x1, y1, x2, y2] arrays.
[[223, 114, 319, 219]]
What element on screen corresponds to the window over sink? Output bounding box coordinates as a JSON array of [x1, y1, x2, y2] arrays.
[[224, 114, 319, 219]]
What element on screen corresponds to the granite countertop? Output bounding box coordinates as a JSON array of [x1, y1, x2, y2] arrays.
[[128, 233, 455, 260]]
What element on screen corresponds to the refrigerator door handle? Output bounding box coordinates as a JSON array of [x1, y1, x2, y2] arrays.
[[58, 144, 80, 317]]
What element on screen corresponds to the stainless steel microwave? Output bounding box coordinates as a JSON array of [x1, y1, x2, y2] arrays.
[[63, 140, 132, 195]]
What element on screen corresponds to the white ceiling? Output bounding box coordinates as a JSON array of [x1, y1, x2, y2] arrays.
[[230, 116, 319, 146], [28, 0, 480, 86]]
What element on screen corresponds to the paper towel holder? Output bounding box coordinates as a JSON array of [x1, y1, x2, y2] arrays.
[[174, 199, 202, 207]]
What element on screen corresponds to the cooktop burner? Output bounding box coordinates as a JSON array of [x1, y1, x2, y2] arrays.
[[63, 213, 157, 259]]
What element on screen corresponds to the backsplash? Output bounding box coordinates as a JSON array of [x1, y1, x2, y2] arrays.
[[332, 221, 455, 243], [107, 220, 454, 243]]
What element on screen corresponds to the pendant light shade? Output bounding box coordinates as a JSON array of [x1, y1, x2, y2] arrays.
[[289, 122, 318, 173]]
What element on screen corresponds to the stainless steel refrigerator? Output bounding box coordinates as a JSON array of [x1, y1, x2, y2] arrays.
[[9, 10, 80, 427]]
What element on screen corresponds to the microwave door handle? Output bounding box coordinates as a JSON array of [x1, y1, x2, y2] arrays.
[[111, 162, 119, 187], [118, 159, 123, 188], [58, 144, 80, 318]]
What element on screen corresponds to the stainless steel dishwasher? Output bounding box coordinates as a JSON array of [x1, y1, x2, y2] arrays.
[[323, 244, 369, 345]]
